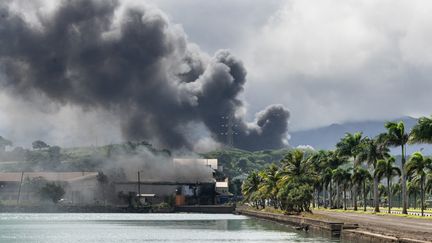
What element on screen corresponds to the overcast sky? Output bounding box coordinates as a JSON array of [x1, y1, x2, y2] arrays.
[[147, 0, 432, 131], [1, 0, 432, 148]]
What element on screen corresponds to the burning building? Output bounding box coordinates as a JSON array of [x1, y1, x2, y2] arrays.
[[113, 158, 226, 206]]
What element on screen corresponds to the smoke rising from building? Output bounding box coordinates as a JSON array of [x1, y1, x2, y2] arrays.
[[0, 0, 289, 151]]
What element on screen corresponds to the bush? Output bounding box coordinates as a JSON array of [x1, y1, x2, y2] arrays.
[[38, 182, 65, 203], [278, 182, 313, 213]]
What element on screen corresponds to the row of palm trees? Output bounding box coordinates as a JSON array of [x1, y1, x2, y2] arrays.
[[241, 149, 316, 212], [241, 116, 432, 216]]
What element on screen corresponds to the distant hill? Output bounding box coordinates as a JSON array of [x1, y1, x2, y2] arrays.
[[289, 117, 431, 155]]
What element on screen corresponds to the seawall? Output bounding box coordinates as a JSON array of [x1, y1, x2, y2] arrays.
[[236, 208, 342, 237], [175, 205, 235, 214], [236, 208, 432, 243]]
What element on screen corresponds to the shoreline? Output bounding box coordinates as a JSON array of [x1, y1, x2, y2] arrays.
[[236, 207, 432, 243], [0, 204, 235, 214]]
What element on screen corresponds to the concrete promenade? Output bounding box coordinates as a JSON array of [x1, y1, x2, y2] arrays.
[[314, 209, 432, 242]]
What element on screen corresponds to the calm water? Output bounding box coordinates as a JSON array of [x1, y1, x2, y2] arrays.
[[0, 213, 339, 243]]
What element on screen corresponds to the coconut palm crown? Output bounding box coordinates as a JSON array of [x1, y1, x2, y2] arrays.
[[410, 116, 432, 144]]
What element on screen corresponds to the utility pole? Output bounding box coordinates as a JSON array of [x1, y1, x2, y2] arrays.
[[17, 171, 24, 205], [137, 171, 141, 201]]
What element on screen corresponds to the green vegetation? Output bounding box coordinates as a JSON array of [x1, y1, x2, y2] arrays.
[[202, 148, 293, 195], [241, 149, 315, 212], [2, 116, 432, 216], [202, 148, 292, 178], [241, 116, 432, 216], [38, 182, 65, 203], [375, 156, 401, 213], [0, 141, 170, 172]]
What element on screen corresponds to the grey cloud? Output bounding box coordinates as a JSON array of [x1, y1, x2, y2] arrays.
[[241, 0, 432, 131], [0, 0, 289, 151]]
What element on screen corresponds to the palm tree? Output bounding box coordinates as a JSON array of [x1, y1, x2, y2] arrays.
[[352, 167, 372, 211], [332, 168, 345, 209], [322, 167, 333, 208], [278, 150, 316, 193], [342, 169, 352, 210], [375, 157, 401, 213], [277, 149, 316, 212], [391, 182, 402, 208], [336, 132, 363, 210], [410, 115, 432, 145], [279, 149, 316, 183], [332, 168, 351, 210], [426, 173, 432, 200], [357, 135, 389, 213], [258, 164, 281, 208], [336, 132, 364, 162], [384, 121, 409, 214], [241, 171, 262, 208], [378, 184, 387, 200], [309, 151, 328, 208], [406, 152, 432, 216], [327, 150, 348, 169], [407, 180, 420, 210]]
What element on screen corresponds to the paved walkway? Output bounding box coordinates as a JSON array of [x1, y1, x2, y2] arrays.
[[313, 210, 432, 241]]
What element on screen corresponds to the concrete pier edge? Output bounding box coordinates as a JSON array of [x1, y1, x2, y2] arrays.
[[236, 208, 432, 243]]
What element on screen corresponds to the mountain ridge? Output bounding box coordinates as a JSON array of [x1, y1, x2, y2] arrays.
[[289, 116, 431, 155]]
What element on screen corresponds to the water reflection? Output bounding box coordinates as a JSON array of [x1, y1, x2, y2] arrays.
[[0, 213, 340, 243]]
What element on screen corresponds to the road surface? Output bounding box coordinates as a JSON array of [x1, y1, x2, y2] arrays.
[[313, 210, 432, 242]]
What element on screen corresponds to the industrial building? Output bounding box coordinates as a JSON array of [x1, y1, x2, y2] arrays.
[[114, 158, 230, 206], [0, 158, 230, 207], [0, 172, 100, 204]]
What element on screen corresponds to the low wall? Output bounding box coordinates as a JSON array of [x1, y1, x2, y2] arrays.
[[238, 208, 432, 243], [0, 205, 150, 213], [237, 208, 343, 236], [175, 205, 235, 214]]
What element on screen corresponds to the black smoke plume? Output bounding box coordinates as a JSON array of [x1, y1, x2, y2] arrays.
[[0, 0, 289, 151]]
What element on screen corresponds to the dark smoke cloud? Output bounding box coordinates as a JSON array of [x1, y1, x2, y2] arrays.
[[0, 0, 289, 151]]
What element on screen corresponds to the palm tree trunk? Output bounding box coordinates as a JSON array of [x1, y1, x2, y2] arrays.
[[312, 188, 316, 208], [401, 145, 408, 214], [399, 192, 401, 208], [353, 184, 358, 211], [329, 182, 333, 208], [343, 187, 347, 210], [336, 183, 340, 208], [374, 175, 380, 212], [387, 178, 391, 214], [363, 181, 367, 211], [323, 184, 327, 208], [421, 176, 424, 217]]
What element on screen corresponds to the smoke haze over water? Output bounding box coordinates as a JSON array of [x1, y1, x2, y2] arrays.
[[0, 0, 289, 151]]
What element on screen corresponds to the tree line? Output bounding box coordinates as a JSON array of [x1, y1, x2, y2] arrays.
[[242, 116, 432, 216]]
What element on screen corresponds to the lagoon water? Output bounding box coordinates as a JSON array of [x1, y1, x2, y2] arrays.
[[0, 213, 339, 243]]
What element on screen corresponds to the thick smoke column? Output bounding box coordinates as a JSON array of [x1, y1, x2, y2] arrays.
[[0, 0, 289, 151]]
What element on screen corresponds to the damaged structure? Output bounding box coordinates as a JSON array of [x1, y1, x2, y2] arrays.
[[114, 158, 230, 206], [0, 158, 230, 207]]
